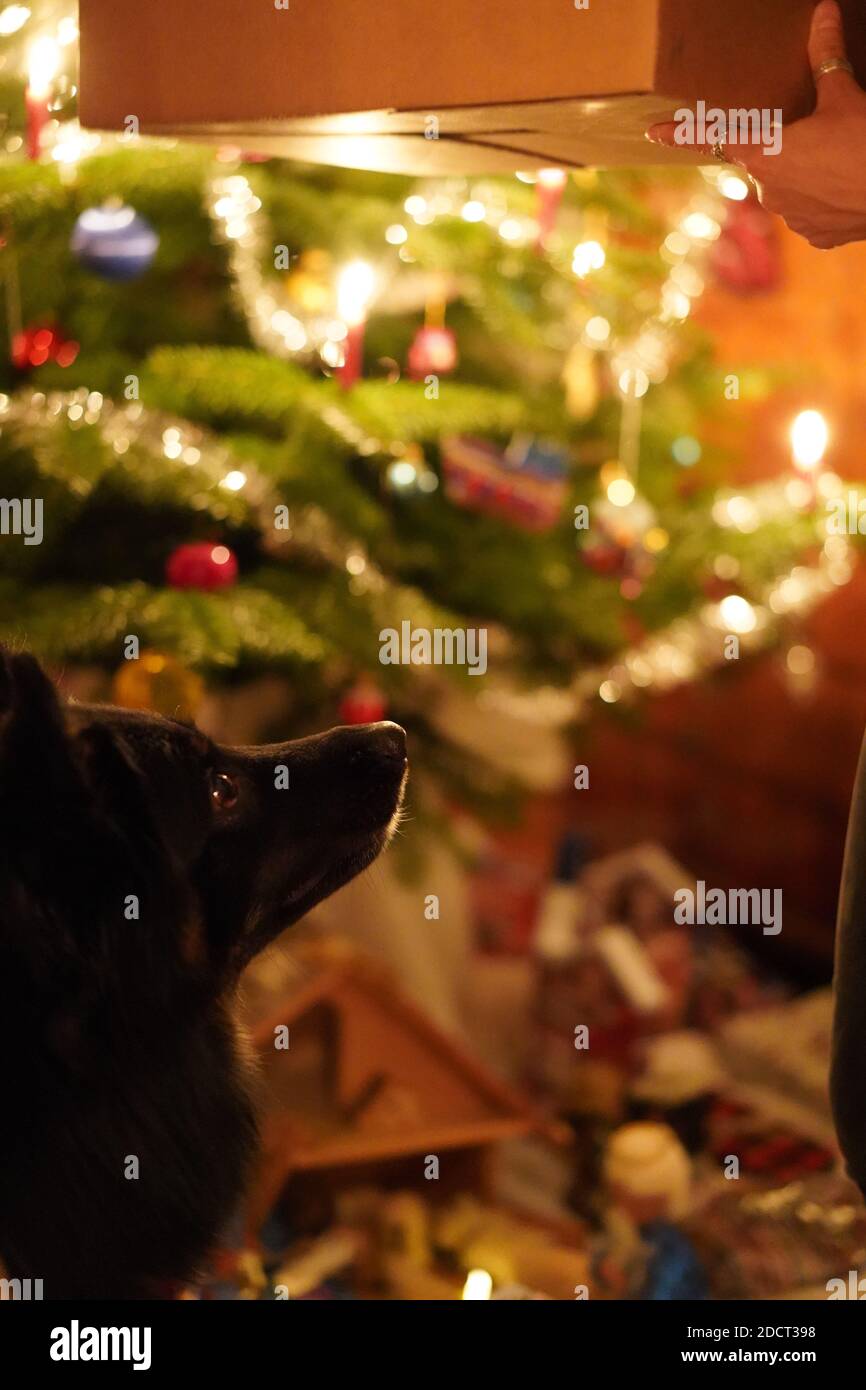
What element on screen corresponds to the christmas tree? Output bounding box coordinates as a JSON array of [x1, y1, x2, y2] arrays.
[[0, 3, 858, 835]]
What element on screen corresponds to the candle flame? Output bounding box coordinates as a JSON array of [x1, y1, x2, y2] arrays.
[[790, 410, 828, 472], [337, 260, 376, 327], [537, 168, 567, 189], [462, 1268, 493, 1300], [28, 36, 59, 97]]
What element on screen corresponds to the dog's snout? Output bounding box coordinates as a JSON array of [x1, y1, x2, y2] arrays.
[[373, 721, 407, 763], [274, 722, 407, 834], [347, 721, 407, 770]]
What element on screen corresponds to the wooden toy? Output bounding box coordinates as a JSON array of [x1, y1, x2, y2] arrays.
[[245, 941, 564, 1239]]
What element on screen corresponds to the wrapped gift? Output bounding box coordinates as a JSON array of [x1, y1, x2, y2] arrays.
[[687, 1174, 866, 1300], [78, 0, 866, 174], [442, 435, 569, 531]]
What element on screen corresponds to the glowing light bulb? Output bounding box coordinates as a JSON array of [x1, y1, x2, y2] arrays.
[[572, 240, 606, 277], [663, 231, 690, 259], [57, 16, 78, 46], [618, 367, 649, 399], [716, 494, 759, 532], [719, 173, 749, 201], [719, 594, 757, 634], [386, 460, 418, 490], [585, 316, 611, 344], [790, 410, 828, 472], [661, 284, 691, 321], [0, 4, 30, 36], [51, 124, 100, 168], [220, 470, 247, 492], [786, 645, 815, 676], [336, 260, 376, 327], [498, 218, 524, 243], [680, 211, 720, 242], [607, 477, 636, 507]]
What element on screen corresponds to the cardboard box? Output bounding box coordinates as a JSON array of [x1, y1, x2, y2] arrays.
[[79, 0, 866, 174]]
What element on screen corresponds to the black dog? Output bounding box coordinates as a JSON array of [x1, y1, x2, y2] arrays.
[[0, 646, 406, 1299]]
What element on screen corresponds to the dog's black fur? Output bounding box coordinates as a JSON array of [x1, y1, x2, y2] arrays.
[[0, 646, 406, 1299]]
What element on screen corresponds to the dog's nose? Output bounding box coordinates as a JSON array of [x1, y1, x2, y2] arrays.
[[347, 721, 407, 769]]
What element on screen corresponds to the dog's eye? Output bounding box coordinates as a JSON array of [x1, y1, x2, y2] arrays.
[[209, 770, 239, 811]]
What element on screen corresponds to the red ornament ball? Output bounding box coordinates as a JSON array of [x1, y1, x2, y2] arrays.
[[339, 677, 388, 725], [12, 323, 79, 371], [407, 325, 458, 379], [710, 198, 781, 296], [166, 542, 238, 591], [580, 540, 629, 577]]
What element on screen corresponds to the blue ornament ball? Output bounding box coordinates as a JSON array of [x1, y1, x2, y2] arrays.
[[70, 205, 159, 282]]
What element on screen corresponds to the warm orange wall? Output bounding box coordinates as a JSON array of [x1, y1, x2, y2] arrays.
[[573, 225, 866, 974], [702, 221, 866, 483]]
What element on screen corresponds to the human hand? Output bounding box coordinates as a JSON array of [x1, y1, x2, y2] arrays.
[[646, 0, 866, 250]]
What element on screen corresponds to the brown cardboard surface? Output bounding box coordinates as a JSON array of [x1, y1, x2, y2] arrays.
[[80, 0, 662, 125], [79, 0, 866, 173]]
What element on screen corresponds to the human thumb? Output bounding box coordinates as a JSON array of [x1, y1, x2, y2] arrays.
[[809, 0, 859, 107]]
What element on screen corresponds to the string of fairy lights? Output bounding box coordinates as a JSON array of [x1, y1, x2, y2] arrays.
[[205, 159, 734, 477], [2, 382, 851, 717], [0, 385, 394, 599], [0, 2, 857, 715], [204, 154, 748, 517], [204, 156, 851, 706]]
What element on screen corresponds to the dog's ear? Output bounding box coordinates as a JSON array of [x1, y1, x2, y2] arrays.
[[73, 720, 182, 890], [70, 720, 195, 978], [74, 722, 157, 838], [0, 647, 110, 939], [0, 646, 86, 837], [0, 649, 192, 974], [0, 646, 155, 853]]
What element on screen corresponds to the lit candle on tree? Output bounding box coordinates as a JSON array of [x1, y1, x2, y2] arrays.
[[790, 408, 828, 505], [535, 168, 567, 250], [407, 294, 458, 379], [336, 260, 376, 390], [461, 1268, 493, 1300], [26, 37, 59, 161]]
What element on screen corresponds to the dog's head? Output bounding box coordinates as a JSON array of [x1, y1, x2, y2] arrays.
[[0, 645, 406, 1295], [0, 646, 407, 1015]]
